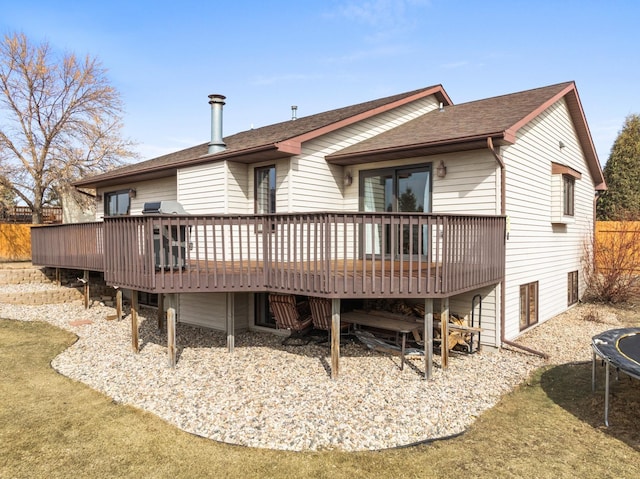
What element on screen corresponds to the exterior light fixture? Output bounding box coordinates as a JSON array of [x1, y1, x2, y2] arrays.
[[559, 141, 566, 149], [344, 172, 353, 186], [436, 160, 447, 178], [128, 188, 137, 198]]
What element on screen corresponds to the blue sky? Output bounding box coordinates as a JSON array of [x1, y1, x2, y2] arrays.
[[2, 0, 638, 165]]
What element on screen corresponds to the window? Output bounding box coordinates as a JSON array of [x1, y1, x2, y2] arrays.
[[255, 165, 276, 214], [563, 175, 575, 216], [519, 281, 538, 331], [254, 293, 276, 328], [104, 190, 131, 216], [138, 292, 159, 308], [551, 163, 580, 223], [568, 271, 579, 306], [360, 164, 432, 256]]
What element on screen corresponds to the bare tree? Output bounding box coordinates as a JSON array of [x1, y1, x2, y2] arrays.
[[0, 32, 136, 223]]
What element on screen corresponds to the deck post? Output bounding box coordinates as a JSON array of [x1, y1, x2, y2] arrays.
[[115, 287, 123, 321], [157, 293, 164, 330], [82, 270, 89, 309], [330, 298, 341, 379], [441, 297, 449, 369], [424, 298, 434, 380], [131, 290, 139, 353], [55, 268, 61, 286], [226, 293, 235, 353], [167, 306, 177, 368]]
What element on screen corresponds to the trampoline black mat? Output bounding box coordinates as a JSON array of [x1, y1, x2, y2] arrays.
[[592, 328, 640, 379]]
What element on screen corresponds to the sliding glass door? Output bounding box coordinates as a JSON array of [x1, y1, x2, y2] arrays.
[[360, 164, 432, 257]]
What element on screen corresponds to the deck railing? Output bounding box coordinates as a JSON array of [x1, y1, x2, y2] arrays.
[[32, 213, 506, 298], [31, 222, 104, 271]]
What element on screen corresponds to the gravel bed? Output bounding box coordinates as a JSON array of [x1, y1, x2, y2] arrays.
[[0, 282, 63, 293], [0, 294, 622, 452]]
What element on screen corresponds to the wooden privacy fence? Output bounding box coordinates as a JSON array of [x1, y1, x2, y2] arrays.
[[0, 224, 31, 261], [0, 206, 62, 224], [595, 221, 640, 272]]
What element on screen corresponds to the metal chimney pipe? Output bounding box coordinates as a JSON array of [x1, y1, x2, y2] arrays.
[[208, 94, 226, 154]]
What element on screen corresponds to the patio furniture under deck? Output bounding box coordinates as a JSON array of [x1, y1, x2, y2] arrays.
[[268, 293, 313, 345], [341, 310, 422, 370]]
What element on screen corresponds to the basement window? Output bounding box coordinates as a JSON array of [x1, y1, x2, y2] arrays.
[[138, 292, 158, 308], [568, 271, 579, 306], [519, 281, 538, 331]]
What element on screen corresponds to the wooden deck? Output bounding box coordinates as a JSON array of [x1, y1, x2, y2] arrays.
[[32, 212, 506, 298], [151, 258, 444, 294], [143, 258, 498, 298]]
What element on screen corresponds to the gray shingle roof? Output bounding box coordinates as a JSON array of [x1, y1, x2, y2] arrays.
[[327, 82, 574, 159], [75, 81, 604, 191], [324, 81, 605, 190], [75, 85, 446, 188]]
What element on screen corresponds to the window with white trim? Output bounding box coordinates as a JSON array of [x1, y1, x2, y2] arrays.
[[551, 163, 580, 224], [563, 175, 575, 216]]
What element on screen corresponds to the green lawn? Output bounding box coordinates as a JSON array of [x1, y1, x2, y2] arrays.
[[1, 318, 639, 479]]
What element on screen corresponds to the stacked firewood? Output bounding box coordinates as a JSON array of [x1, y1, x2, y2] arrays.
[[364, 299, 472, 351]]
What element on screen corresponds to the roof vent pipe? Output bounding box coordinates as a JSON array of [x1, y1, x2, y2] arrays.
[[208, 94, 226, 154], [291, 105, 298, 121]]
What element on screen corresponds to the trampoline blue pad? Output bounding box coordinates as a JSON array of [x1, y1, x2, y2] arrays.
[[592, 328, 640, 379]]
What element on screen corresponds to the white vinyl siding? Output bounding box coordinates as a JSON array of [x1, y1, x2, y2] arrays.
[[179, 292, 249, 332], [342, 149, 499, 215], [96, 176, 177, 220], [178, 96, 440, 216], [286, 95, 440, 212], [503, 99, 594, 340], [447, 285, 498, 348], [430, 150, 499, 215], [226, 161, 250, 214], [178, 162, 227, 214]]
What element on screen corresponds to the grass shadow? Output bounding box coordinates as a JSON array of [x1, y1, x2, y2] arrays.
[[540, 361, 640, 450]]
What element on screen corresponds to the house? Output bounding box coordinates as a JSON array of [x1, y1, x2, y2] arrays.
[[31, 81, 605, 377]]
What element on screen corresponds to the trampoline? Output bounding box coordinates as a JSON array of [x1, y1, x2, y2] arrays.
[[591, 327, 640, 426]]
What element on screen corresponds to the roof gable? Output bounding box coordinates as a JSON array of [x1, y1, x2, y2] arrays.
[[75, 85, 451, 188], [326, 82, 605, 190]]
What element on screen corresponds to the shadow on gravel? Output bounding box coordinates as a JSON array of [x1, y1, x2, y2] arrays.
[[133, 312, 411, 374], [540, 361, 640, 451]]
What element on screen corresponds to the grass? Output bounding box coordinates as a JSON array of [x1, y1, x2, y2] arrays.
[[1, 318, 640, 478]]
